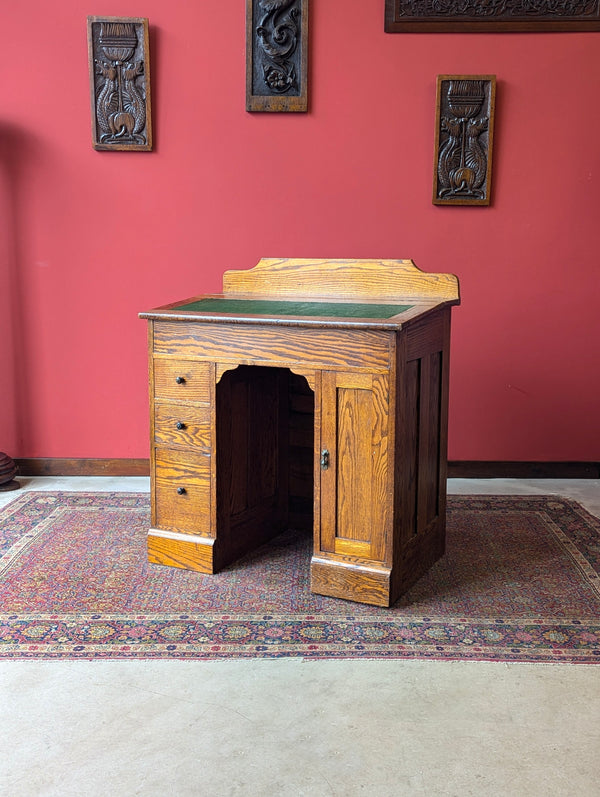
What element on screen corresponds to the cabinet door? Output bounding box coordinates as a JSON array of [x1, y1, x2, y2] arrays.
[[318, 371, 391, 563]]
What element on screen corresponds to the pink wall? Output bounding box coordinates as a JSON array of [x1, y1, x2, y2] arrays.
[[1, 2, 599, 462]]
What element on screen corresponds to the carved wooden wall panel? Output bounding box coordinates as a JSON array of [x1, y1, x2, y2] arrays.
[[246, 0, 309, 112], [385, 0, 600, 32], [87, 17, 152, 151], [433, 76, 496, 207]]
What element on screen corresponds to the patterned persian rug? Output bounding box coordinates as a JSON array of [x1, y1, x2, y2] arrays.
[[0, 492, 599, 662]]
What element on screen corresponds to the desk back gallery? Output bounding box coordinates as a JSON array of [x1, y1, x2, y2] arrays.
[[139, 258, 460, 607]]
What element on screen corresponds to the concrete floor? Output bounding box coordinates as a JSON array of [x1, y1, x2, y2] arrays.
[[1, 477, 599, 797]]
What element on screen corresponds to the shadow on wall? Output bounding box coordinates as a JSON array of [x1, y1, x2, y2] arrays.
[[0, 123, 42, 456]]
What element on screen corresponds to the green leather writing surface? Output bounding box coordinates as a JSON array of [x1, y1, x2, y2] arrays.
[[176, 298, 413, 319]]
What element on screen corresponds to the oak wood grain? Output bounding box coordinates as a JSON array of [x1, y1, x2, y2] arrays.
[[154, 484, 211, 536], [223, 258, 459, 302], [154, 447, 210, 488], [310, 557, 392, 607], [318, 371, 391, 564], [148, 531, 215, 573], [154, 404, 211, 450], [153, 358, 211, 403], [154, 447, 211, 535], [153, 322, 393, 372]]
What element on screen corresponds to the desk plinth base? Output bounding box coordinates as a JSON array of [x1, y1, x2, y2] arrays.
[[147, 511, 289, 575], [147, 530, 396, 608], [311, 557, 393, 607], [311, 517, 446, 607], [148, 517, 446, 607], [147, 529, 217, 573]]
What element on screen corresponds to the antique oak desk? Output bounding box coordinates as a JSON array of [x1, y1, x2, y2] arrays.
[[140, 258, 460, 607]]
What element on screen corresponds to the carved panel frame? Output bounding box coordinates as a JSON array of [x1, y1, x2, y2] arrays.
[[433, 75, 496, 207], [246, 0, 309, 112], [385, 0, 600, 32], [87, 16, 152, 151]]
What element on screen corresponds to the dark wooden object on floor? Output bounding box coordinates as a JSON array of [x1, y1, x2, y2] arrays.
[[140, 258, 460, 607], [0, 452, 19, 491]]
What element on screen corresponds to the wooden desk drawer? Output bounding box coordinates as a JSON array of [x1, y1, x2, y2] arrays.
[[154, 482, 211, 535], [153, 321, 392, 372], [154, 404, 211, 450], [155, 448, 210, 487], [153, 358, 211, 403], [154, 448, 211, 535]]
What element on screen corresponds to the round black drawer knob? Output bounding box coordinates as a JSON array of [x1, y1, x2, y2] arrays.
[[175, 376, 186, 384], [177, 487, 186, 495], [176, 421, 186, 430]]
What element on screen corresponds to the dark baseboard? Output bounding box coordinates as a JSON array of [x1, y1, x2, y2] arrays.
[[13, 458, 600, 479], [15, 458, 150, 477], [448, 461, 600, 479]]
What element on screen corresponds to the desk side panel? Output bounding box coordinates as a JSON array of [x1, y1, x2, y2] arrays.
[[391, 308, 451, 602]]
